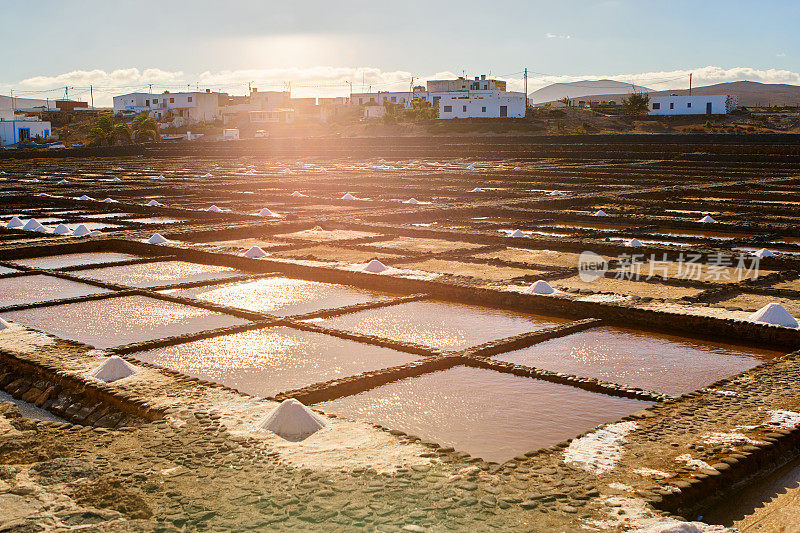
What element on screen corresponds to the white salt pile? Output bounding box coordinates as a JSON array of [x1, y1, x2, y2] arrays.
[[627, 238, 643, 247], [748, 303, 799, 328], [78, 195, 94, 201], [72, 224, 91, 236], [510, 229, 526, 238], [57, 179, 68, 184], [340, 193, 358, 200], [311, 225, 324, 231], [22, 219, 43, 231], [363, 259, 389, 273], [111, 177, 122, 182], [53, 224, 71, 235], [698, 215, 716, 223], [257, 208, 279, 217], [0, 318, 11, 331], [6, 217, 23, 229], [528, 280, 556, 294], [244, 246, 269, 258], [202, 173, 213, 177], [207, 205, 222, 212], [256, 399, 327, 441], [146, 200, 163, 207], [101, 198, 116, 203], [469, 187, 484, 193], [290, 191, 308, 197], [753, 248, 775, 258], [593, 210, 608, 217], [404, 198, 421, 204], [148, 233, 168, 244], [549, 190, 563, 196], [90, 230, 102, 236], [90, 356, 137, 382]]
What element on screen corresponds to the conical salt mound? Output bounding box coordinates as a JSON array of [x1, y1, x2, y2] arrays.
[[6, 216, 23, 229], [244, 246, 269, 258], [72, 224, 91, 236], [258, 208, 278, 217], [749, 303, 799, 328], [202, 173, 213, 177], [510, 229, 526, 238], [627, 238, 643, 247], [404, 198, 421, 204], [207, 205, 222, 212], [148, 233, 168, 244], [90, 356, 137, 382], [256, 399, 327, 441], [101, 197, 116, 203], [290, 191, 307, 197], [469, 187, 484, 193], [753, 248, 776, 258], [78, 195, 93, 201], [698, 215, 716, 223], [363, 259, 389, 273], [0, 318, 11, 331], [593, 210, 608, 217], [111, 177, 121, 182], [549, 190, 563, 196], [340, 193, 358, 200], [53, 224, 71, 235], [529, 280, 556, 295], [57, 179, 68, 184], [22, 219, 43, 231], [146, 199, 163, 207]]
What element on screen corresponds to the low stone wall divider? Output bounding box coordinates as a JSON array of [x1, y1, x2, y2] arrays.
[[0, 289, 138, 314], [464, 318, 602, 359], [289, 293, 429, 321]]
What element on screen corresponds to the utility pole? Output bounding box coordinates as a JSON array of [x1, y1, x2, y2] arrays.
[[149, 84, 152, 94], [90, 85, 94, 110], [64, 86, 69, 99], [10, 89, 14, 113], [689, 73, 692, 96]]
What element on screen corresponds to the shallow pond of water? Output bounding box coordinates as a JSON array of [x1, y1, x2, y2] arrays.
[[320, 300, 571, 351], [493, 326, 782, 395], [161, 277, 391, 316], [74, 261, 242, 288], [9, 252, 140, 270], [316, 365, 652, 463], [131, 326, 420, 396], [3, 295, 247, 348], [0, 274, 112, 307], [124, 217, 184, 225]]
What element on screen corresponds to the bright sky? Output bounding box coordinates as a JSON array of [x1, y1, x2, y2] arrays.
[[3, 0, 799, 106]]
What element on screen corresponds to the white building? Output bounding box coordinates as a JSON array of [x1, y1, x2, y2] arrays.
[[113, 90, 226, 125], [0, 109, 52, 146], [437, 91, 526, 119], [427, 75, 506, 93], [649, 95, 738, 116]]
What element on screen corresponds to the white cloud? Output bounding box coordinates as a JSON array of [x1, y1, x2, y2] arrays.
[[777, 52, 787, 57], [545, 33, 572, 39]]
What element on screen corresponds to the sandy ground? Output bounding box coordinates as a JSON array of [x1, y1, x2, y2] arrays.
[[363, 236, 484, 254], [717, 293, 800, 315], [274, 229, 383, 242], [553, 275, 706, 299], [769, 278, 800, 291], [198, 237, 288, 251], [731, 485, 800, 532], [471, 248, 612, 269], [399, 258, 545, 280], [272, 245, 403, 263]]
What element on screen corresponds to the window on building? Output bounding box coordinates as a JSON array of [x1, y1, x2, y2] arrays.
[[391, 97, 396, 102], [188, 97, 192, 102], [670, 103, 674, 109], [443, 105, 453, 112], [462, 105, 467, 112], [500, 106, 508, 117], [359, 98, 363, 104], [43, 130, 49, 137], [146, 100, 150, 106], [170, 98, 174, 103], [153, 99, 158, 104], [369, 98, 375, 103], [652, 103, 661, 109], [482, 106, 486, 112], [687, 102, 692, 108]]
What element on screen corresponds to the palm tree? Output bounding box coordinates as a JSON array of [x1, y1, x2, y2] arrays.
[[558, 97, 572, 108], [87, 116, 131, 146], [132, 114, 160, 142]]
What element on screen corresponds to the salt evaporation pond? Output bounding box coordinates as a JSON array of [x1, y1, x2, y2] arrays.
[[493, 326, 783, 396], [316, 366, 652, 463], [131, 327, 419, 396], [9, 252, 140, 269], [74, 261, 242, 288], [0, 266, 21, 275], [0, 274, 112, 307], [125, 217, 184, 225], [3, 295, 247, 348], [162, 277, 391, 316], [320, 300, 570, 350]]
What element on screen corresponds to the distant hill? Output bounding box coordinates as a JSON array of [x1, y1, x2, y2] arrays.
[[533, 80, 800, 107], [528, 80, 652, 104]]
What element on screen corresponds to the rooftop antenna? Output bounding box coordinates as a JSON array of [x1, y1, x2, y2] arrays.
[[689, 73, 692, 96]]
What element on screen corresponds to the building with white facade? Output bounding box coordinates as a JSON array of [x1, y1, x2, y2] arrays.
[[649, 95, 738, 116], [437, 91, 526, 119], [113, 90, 226, 125], [0, 109, 52, 146], [427, 75, 506, 93]]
